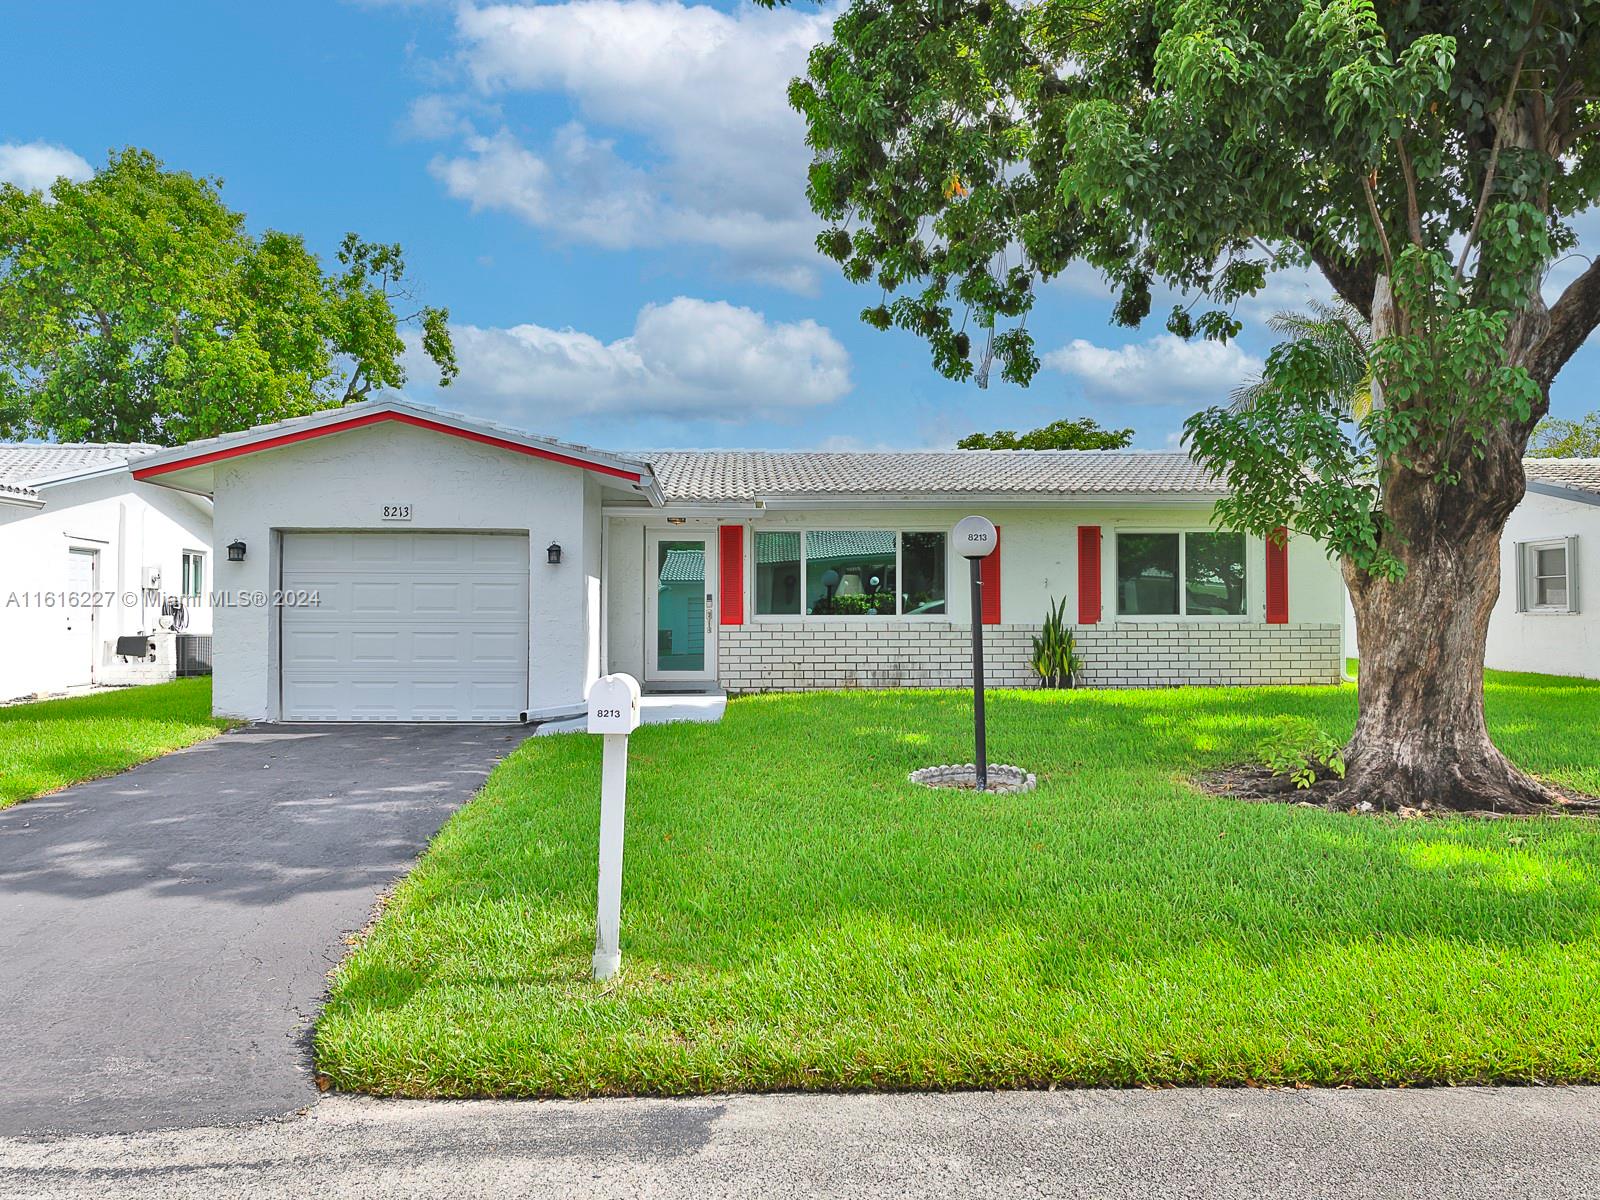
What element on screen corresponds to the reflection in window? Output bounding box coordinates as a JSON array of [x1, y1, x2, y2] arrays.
[[754, 531, 802, 615], [1117, 533, 1179, 615], [1185, 532, 1246, 615], [901, 531, 947, 614], [1117, 531, 1248, 617], [806, 530, 897, 616]]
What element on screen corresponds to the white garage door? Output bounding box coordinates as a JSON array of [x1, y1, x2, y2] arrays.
[[280, 532, 529, 722]]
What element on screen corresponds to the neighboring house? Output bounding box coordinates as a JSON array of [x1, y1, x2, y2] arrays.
[[1485, 458, 1600, 679], [0, 444, 214, 702], [129, 398, 1347, 724]]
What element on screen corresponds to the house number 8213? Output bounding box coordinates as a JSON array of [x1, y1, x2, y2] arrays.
[[381, 504, 413, 521]]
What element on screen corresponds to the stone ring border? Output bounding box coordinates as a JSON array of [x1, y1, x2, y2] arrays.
[[908, 764, 1037, 794]]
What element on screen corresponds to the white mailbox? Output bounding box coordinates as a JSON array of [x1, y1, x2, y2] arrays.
[[587, 673, 641, 735], [952, 514, 998, 559]]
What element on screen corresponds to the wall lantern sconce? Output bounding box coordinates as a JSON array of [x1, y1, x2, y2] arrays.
[[546, 542, 563, 565], [227, 539, 247, 562]]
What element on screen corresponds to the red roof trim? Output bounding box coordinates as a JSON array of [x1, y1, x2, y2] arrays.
[[131, 411, 644, 483]]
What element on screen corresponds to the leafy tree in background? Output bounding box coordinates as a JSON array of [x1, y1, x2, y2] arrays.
[[1529, 412, 1600, 457], [958, 416, 1133, 450], [0, 148, 457, 446], [781, 0, 1600, 811]]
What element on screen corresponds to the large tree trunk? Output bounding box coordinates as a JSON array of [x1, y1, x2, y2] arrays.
[[1341, 367, 1559, 813]]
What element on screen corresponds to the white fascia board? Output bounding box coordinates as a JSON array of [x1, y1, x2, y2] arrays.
[[750, 492, 1226, 509], [24, 462, 136, 489], [0, 491, 44, 509], [1527, 480, 1600, 509], [603, 501, 762, 519]]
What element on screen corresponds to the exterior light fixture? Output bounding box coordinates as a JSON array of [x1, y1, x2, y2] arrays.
[[547, 541, 563, 565], [952, 515, 999, 791], [666, 516, 687, 525], [227, 539, 247, 562]]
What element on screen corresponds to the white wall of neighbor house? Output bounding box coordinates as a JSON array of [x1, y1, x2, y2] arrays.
[[0, 471, 213, 702], [207, 420, 602, 721], [606, 502, 1345, 691], [1485, 488, 1600, 679]]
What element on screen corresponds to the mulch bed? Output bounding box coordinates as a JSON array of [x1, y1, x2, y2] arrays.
[[1195, 764, 1600, 819]]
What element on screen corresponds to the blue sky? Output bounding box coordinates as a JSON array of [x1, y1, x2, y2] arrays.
[[2, 0, 1595, 452]]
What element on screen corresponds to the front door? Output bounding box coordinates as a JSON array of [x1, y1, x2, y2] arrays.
[[66, 548, 98, 685], [645, 529, 717, 684]]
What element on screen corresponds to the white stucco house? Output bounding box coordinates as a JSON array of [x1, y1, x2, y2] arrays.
[[0, 444, 214, 702], [126, 398, 1347, 723], [1484, 459, 1600, 678]]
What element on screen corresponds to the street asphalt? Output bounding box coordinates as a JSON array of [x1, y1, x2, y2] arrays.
[[0, 722, 533, 1137], [1, 1087, 1597, 1199]]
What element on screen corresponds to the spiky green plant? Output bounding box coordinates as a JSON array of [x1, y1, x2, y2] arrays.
[[1031, 596, 1082, 688]]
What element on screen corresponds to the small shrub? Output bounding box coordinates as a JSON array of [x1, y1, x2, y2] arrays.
[[1031, 596, 1084, 688], [1256, 717, 1347, 789]]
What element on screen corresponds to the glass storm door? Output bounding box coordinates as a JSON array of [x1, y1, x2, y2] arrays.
[[646, 530, 718, 683]]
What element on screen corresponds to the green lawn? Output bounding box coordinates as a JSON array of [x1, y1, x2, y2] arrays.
[[317, 671, 1600, 1094], [0, 678, 233, 807]]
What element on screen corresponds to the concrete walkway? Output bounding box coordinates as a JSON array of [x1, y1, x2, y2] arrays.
[[0, 723, 533, 1137], [535, 690, 727, 735], [2, 1087, 1596, 1199]]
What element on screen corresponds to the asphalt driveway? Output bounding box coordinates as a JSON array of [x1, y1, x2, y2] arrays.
[[0, 722, 533, 1136]]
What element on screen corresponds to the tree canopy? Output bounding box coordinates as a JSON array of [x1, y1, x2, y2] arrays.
[[1529, 411, 1600, 457], [0, 148, 457, 446], [957, 416, 1133, 450], [786, 0, 1600, 567]]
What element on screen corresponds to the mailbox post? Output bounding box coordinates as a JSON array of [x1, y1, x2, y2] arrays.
[[587, 672, 642, 980], [952, 516, 998, 792]]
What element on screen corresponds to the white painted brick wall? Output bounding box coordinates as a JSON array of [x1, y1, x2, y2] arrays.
[[718, 621, 1342, 692]]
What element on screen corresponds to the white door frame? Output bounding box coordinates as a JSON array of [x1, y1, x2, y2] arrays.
[[66, 547, 99, 684], [644, 527, 718, 685]]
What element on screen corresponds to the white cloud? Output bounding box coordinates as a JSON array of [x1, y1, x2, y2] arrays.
[[405, 296, 851, 423], [427, 0, 834, 289], [0, 141, 93, 191], [1043, 334, 1262, 407]]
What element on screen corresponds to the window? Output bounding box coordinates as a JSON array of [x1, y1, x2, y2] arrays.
[[1518, 537, 1578, 613], [1117, 531, 1247, 617], [181, 550, 205, 599], [753, 529, 947, 617], [754, 531, 802, 615]]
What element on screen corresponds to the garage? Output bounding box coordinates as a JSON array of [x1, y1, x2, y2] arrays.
[[279, 531, 530, 722]]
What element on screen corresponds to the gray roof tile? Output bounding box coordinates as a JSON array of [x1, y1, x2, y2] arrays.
[[640, 450, 1224, 504], [0, 443, 161, 486], [1525, 457, 1600, 497]]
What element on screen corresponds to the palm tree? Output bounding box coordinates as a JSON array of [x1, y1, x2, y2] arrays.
[[1229, 300, 1373, 419]]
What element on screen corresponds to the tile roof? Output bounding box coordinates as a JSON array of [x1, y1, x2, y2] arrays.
[[1524, 458, 1600, 497], [0, 480, 40, 503], [640, 450, 1225, 504], [0, 443, 161, 486], [657, 547, 705, 584]]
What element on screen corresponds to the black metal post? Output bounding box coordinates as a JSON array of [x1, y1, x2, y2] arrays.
[[970, 557, 987, 792]]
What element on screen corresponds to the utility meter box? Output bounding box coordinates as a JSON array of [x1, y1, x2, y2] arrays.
[[587, 673, 642, 735], [143, 566, 163, 589], [952, 515, 998, 559]]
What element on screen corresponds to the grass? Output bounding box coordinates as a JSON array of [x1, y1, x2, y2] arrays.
[[317, 671, 1600, 1095], [0, 678, 233, 807]]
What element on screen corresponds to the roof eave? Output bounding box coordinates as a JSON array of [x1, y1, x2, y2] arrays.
[[1526, 479, 1600, 507]]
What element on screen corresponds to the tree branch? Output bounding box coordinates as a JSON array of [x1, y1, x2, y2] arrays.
[[1528, 256, 1600, 385], [1290, 225, 1379, 320]]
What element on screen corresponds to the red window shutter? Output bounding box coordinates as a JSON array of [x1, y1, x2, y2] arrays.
[[979, 524, 1002, 625], [718, 525, 744, 626], [1265, 528, 1289, 624], [1077, 526, 1102, 624]]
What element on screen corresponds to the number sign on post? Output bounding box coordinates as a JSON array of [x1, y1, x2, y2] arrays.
[[587, 673, 642, 980], [952, 516, 998, 792]]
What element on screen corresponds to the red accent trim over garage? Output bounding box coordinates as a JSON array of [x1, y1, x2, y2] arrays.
[[130, 411, 644, 483], [1265, 528, 1290, 624], [980, 525, 1002, 625], [719, 525, 744, 626], [1077, 525, 1102, 624]]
